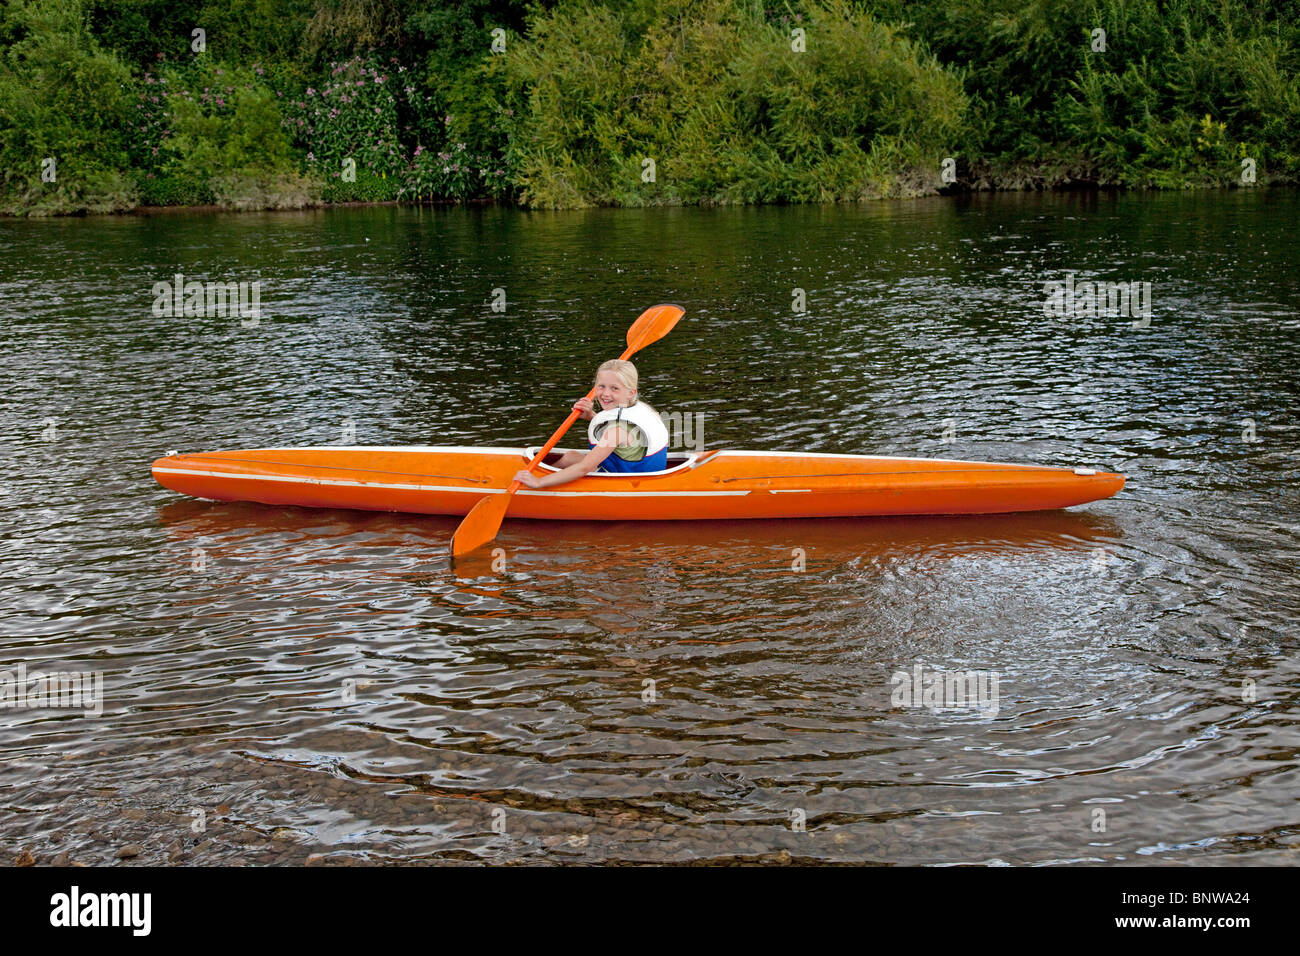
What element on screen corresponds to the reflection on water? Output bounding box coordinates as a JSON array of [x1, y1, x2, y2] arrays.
[[1, 191, 1297, 865]]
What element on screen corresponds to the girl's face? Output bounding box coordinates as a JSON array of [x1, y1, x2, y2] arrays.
[[594, 370, 634, 410]]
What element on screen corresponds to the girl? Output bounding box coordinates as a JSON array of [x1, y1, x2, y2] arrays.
[[513, 359, 669, 489]]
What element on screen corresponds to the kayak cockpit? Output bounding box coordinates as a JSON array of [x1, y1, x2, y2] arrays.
[[525, 447, 718, 476]]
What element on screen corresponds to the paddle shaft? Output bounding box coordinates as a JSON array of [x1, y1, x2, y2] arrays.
[[507, 340, 643, 492]]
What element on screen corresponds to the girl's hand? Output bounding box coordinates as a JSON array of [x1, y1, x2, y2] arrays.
[[574, 397, 596, 420], [512, 470, 541, 489]]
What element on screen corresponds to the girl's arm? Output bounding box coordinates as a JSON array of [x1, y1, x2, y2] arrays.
[[513, 428, 624, 489]]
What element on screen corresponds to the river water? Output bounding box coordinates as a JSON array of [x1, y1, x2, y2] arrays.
[[1, 191, 1297, 865]]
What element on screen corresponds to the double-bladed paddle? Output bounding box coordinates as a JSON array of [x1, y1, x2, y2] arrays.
[[449, 303, 686, 559]]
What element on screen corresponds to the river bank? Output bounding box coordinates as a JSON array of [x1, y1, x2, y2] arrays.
[[11, 177, 1287, 219]]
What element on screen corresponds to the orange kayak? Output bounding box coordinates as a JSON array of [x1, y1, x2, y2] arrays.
[[151, 446, 1124, 520]]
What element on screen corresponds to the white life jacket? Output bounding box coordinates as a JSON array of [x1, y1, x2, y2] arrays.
[[587, 401, 669, 460]]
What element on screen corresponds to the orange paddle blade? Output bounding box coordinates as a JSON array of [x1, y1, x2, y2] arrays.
[[626, 303, 685, 355], [450, 490, 513, 558]]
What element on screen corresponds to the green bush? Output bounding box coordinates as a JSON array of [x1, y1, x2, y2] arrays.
[[117, 58, 301, 205], [137, 172, 215, 206], [505, 0, 965, 207], [321, 165, 398, 202], [1055, 2, 1300, 186], [281, 53, 407, 181], [0, 0, 137, 214], [398, 141, 510, 201], [889, 0, 1300, 187], [159, 61, 296, 182]]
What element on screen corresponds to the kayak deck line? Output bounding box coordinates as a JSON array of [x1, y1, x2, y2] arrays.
[[717, 467, 1099, 482], [171, 454, 493, 483], [152, 467, 488, 494], [711, 449, 1079, 467], [152, 466, 754, 497]]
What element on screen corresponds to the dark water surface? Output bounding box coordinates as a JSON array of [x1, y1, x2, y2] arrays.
[[1, 191, 1297, 865]]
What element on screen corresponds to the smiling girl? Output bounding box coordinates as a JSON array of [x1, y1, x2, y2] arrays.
[[512, 359, 669, 489]]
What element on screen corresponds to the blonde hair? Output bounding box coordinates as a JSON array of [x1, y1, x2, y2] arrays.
[[595, 359, 654, 411]]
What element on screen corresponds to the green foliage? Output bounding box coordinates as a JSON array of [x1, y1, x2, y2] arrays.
[[4, 0, 1300, 214], [399, 3, 536, 200], [321, 166, 399, 202], [0, 0, 137, 214], [398, 141, 510, 201], [85, 0, 205, 67], [282, 53, 408, 179], [1059, 1, 1300, 185], [137, 172, 215, 206], [506, 0, 965, 206], [303, 0, 408, 62], [125, 59, 299, 204], [890, 0, 1300, 187]]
